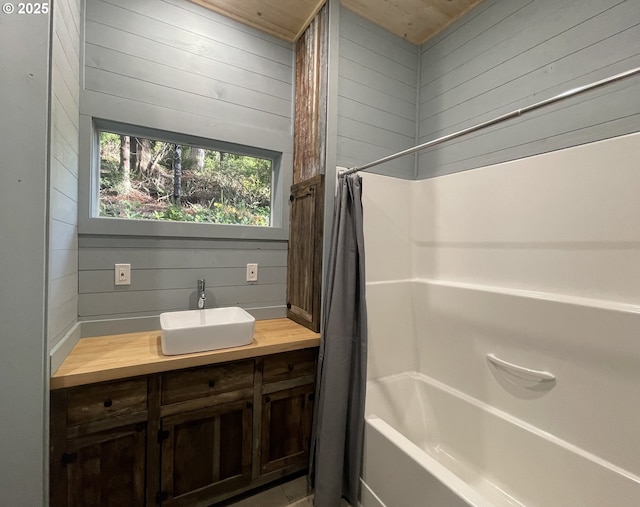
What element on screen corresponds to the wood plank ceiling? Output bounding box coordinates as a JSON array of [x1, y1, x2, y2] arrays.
[[188, 0, 327, 41], [189, 0, 484, 45], [342, 0, 485, 45]]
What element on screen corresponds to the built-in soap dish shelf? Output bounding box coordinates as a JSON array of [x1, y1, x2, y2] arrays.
[[486, 353, 556, 389]]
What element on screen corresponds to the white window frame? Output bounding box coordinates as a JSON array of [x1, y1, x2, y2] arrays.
[[79, 118, 290, 240]]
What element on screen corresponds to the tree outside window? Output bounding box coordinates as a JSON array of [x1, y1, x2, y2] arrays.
[[99, 131, 273, 226]]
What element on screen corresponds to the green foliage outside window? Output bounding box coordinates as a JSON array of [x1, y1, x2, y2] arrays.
[[99, 131, 272, 226]]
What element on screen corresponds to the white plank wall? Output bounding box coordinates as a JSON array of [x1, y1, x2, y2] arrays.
[[79, 0, 294, 322], [337, 7, 419, 179], [417, 0, 640, 178], [49, 0, 81, 351]]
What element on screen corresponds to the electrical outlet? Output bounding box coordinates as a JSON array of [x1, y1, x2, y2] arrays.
[[115, 263, 131, 285], [246, 263, 258, 282]]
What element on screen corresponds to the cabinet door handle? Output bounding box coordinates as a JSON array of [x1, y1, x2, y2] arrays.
[[61, 452, 77, 466], [287, 364, 294, 372], [208, 379, 216, 388], [265, 396, 271, 403], [246, 401, 252, 409], [103, 398, 113, 408]]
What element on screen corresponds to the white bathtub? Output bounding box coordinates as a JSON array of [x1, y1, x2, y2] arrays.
[[361, 280, 640, 507], [359, 137, 640, 506], [362, 371, 640, 507]]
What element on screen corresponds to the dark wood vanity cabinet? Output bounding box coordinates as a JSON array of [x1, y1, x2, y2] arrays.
[[261, 384, 315, 475], [160, 399, 253, 505], [50, 349, 317, 507], [61, 423, 147, 506], [50, 378, 149, 506], [260, 349, 317, 475], [158, 360, 255, 506]]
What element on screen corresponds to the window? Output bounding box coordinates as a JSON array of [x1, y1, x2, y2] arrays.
[[98, 130, 273, 226], [80, 119, 290, 240]]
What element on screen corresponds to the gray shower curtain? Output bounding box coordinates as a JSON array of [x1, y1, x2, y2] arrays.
[[310, 173, 368, 507]]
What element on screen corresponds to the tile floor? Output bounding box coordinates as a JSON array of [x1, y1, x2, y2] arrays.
[[221, 475, 350, 507]]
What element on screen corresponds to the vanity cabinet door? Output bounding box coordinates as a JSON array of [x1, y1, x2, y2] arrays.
[[260, 384, 315, 475], [159, 399, 253, 505], [50, 380, 150, 507], [55, 422, 147, 507]]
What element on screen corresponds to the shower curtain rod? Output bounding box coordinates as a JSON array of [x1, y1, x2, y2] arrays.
[[341, 66, 640, 176]]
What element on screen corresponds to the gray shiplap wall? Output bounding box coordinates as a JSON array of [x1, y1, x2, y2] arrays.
[[49, 0, 81, 350], [337, 7, 419, 179], [0, 7, 49, 505], [79, 0, 294, 322], [78, 236, 287, 320], [417, 0, 640, 178], [82, 0, 294, 148]]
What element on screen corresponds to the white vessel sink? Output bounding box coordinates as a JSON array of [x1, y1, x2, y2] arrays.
[[160, 307, 255, 355]]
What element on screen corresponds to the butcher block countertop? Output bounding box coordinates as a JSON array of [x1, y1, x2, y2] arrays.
[[51, 318, 320, 390]]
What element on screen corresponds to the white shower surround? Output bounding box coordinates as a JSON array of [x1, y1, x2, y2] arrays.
[[359, 133, 640, 506]]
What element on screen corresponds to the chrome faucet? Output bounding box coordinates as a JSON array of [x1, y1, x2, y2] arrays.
[[197, 279, 206, 309]]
